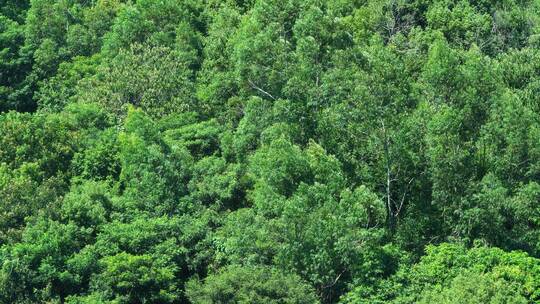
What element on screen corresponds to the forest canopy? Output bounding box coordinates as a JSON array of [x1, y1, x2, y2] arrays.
[[1, 0, 540, 303]]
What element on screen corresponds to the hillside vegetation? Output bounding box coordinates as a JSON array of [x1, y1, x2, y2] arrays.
[[1, 0, 540, 303]]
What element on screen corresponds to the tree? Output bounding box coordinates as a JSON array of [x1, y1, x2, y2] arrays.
[[345, 243, 540, 303], [91, 253, 177, 303], [418, 271, 527, 304], [0, 14, 30, 112], [186, 265, 319, 304], [218, 137, 395, 302], [116, 107, 192, 215], [0, 219, 92, 303], [76, 44, 196, 119], [36, 55, 101, 112]]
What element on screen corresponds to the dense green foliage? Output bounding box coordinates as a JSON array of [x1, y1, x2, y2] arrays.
[[1, 0, 540, 303]]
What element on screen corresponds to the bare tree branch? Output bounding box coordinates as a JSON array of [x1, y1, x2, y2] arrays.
[[248, 79, 276, 100]]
